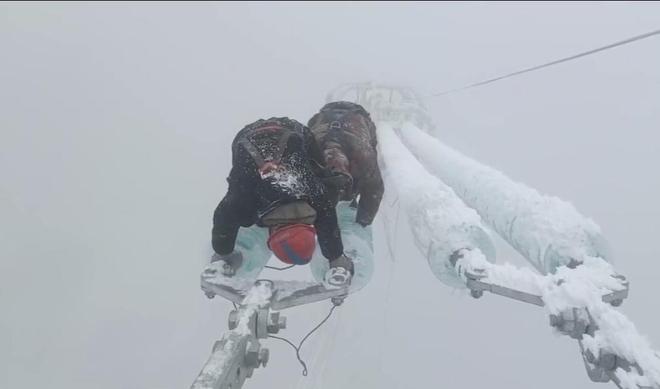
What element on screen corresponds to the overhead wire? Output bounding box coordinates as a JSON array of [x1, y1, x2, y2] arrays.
[[430, 28, 660, 97], [264, 264, 295, 271], [269, 304, 338, 376]]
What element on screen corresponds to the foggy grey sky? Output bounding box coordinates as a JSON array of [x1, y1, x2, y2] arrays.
[[1, 3, 660, 389]]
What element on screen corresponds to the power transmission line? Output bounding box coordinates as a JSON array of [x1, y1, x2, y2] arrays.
[[431, 28, 660, 97]]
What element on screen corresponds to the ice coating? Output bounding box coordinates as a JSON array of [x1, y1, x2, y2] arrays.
[[202, 260, 257, 292], [234, 225, 272, 278], [394, 123, 659, 387], [192, 282, 272, 389], [457, 246, 660, 389], [378, 123, 496, 288], [270, 280, 321, 300], [191, 337, 235, 389], [397, 123, 610, 274]]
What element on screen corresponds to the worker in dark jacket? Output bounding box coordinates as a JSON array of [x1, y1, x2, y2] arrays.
[[212, 117, 353, 287], [307, 101, 384, 227]]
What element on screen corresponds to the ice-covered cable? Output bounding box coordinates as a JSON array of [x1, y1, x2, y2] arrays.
[[396, 124, 660, 388], [378, 123, 496, 287], [431, 28, 660, 96], [397, 124, 609, 274]]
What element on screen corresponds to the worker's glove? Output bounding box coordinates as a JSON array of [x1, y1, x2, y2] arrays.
[[324, 254, 355, 288], [330, 254, 355, 275], [355, 212, 373, 227], [355, 218, 370, 227], [211, 251, 244, 277], [322, 172, 352, 196]]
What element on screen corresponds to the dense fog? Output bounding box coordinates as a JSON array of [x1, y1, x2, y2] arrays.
[[1, 3, 659, 389]]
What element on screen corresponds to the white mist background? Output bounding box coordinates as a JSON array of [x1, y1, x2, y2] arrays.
[[1, 3, 659, 389]]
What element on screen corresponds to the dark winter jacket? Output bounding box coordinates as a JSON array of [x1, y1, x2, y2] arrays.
[[212, 117, 344, 261], [307, 101, 384, 226]]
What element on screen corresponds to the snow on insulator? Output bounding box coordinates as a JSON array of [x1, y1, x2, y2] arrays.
[[397, 124, 610, 274], [378, 123, 496, 287]]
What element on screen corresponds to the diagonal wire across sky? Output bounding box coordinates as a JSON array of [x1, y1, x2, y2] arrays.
[[430, 28, 660, 97]]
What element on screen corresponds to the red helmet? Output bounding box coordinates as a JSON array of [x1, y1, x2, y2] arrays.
[[267, 224, 317, 265]]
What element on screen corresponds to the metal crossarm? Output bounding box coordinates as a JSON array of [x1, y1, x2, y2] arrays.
[[194, 264, 349, 389], [191, 280, 274, 389], [451, 249, 660, 389]]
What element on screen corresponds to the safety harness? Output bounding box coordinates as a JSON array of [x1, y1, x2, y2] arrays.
[[315, 104, 372, 153], [237, 119, 318, 226], [238, 119, 303, 177]]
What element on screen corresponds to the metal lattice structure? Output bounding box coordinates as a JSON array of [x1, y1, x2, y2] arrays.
[[326, 82, 436, 132]]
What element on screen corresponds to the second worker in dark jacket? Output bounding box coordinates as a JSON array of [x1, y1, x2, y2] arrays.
[[307, 101, 384, 227]]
